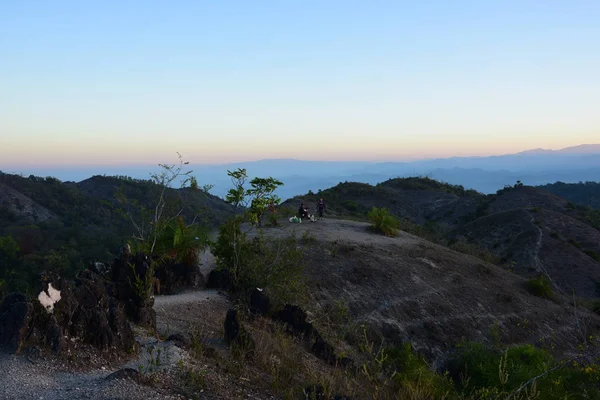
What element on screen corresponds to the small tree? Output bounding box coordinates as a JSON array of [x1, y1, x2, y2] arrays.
[[213, 169, 302, 304], [224, 168, 283, 226], [118, 153, 200, 254], [116, 153, 211, 271]]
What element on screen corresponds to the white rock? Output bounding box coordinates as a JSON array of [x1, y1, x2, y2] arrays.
[[38, 283, 62, 313]]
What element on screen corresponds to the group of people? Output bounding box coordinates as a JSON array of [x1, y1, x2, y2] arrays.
[[298, 198, 326, 220]]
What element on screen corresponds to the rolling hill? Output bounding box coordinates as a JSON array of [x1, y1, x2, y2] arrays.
[[284, 178, 600, 298], [0, 172, 233, 295]]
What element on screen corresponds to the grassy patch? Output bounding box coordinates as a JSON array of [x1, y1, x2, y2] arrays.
[[526, 275, 553, 298], [448, 342, 600, 399], [448, 239, 500, 265]]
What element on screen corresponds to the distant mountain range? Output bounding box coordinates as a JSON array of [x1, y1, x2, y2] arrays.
[[191, 144, 600, 199], [1, 144, 599, 200]]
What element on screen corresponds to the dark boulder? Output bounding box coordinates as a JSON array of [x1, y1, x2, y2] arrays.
[[108, 298, 135, 351], [224, 309, 241, 345], [70, 270, 135, 351], [276, 305, 314, 337], [111, 252, 156, 329], [88, 261, 110, 276], [0, 293, 34, 353], [1, 269, 136, 356], [224, 309, 254, 355], [155, 261, 205, 295], [167, 333, 189, 348], [41, 273, 78, 325], [276, 304, 352, 367], [45, 317, 62, 354], [206, 268, 234, 291], [250, 288, 271, 316]]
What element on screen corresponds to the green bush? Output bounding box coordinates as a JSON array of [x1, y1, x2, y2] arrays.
[[385, 343, 454, 397], [367, 207, 400, 236], [526, 275, 553, 298], [212, 217, 306, 306]]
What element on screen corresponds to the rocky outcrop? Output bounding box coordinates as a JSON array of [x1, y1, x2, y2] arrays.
[[224, 309, 255, 355], [277, 305, 352, 367], [0, 293, 33, 353], [111, 252, 156, 329], [206, 268, 234, 291], [0, 269, 136, 356], [155, 261, 205, 295], [70, 270, 135, 351], [249, 288, 271, 316]]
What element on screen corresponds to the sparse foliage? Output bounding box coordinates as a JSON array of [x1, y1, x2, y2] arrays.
[[526, 275, 553, 298]]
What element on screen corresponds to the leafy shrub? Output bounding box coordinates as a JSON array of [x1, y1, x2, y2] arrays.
[[367, 207, 399, 236], [384, 343, 454, 397], [212, 217, 306, 306], [526, 275, 553, 298]]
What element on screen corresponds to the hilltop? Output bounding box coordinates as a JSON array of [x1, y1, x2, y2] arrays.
[[284, 177, 600, 298]]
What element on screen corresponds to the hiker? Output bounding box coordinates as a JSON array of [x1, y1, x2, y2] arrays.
[[317, 198, 326, 218], [268, 200, 276, 214], [298, 202, 309, 219]]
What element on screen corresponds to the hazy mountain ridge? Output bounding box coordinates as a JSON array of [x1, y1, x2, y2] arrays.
[[194, 144, 600, 199], [2, 144, 599, 201]]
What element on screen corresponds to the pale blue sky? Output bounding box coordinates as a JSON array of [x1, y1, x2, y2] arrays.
[[1, 0, 599, 166]]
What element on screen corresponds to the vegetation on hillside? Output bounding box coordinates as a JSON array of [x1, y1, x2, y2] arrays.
[[540, 181, 600, 210], [367, 206, 400, 236], [212, 168, 305, 306], [3, 167, 600, 398], [379, 176, 482, 197], [0, 160, 225, 299]]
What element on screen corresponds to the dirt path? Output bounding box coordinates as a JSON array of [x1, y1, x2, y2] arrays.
[[247, 217, 421, 249]]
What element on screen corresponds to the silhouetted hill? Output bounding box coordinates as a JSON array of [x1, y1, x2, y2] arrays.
[[284, 177, 600, 297]]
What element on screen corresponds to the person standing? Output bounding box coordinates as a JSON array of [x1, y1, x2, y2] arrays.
[[317, 198, 326, 218]]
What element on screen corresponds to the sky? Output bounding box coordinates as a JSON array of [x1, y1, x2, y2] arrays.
[[1, 0, 599, 167]]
